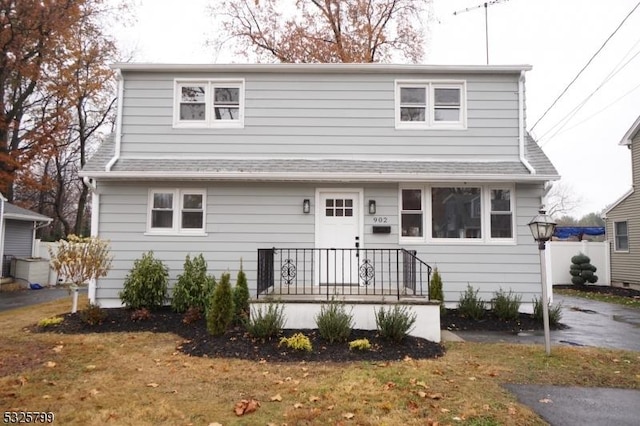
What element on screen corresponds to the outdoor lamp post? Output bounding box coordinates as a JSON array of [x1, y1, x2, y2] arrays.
[[528, 209, 557, 356]]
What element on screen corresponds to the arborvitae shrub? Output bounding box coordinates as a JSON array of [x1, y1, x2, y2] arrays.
[[119, 251, 168, 310], [233, 261, 250, 325], [569, 253, 598, 286], [171, 254, 216, 313], [429, 268, 444, 313], [206, 272, 235, 336]]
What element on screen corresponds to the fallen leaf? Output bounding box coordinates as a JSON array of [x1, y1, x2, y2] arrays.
[[468, 376, 477, 381], [452, 416, 462, 421], [309, 395, 320, 402], [418, 391, 427, 398], [483, 404, 490, 411], [327, 405, 335, 410], [147, 383, 159, 388], [42, 395, 51, 399], [89, 389, 99, 396], [508, 406, 517, 415], [343, 412, 355, 419], [294, 402, 304, 409], [85, 365, 96, 370], [270, 394, 282, 402], [440, 408, 450, 413], [539, 398, 553, 404], [416, 380, 429, 389], [383, 381, 396, 391], [52, 345, 63, 353], [428, 393, 443, 400], [45, 361, 56, 368], [208, 423, 223, 426], [407, 401, 419, 413], [234, 399, 260, 416]]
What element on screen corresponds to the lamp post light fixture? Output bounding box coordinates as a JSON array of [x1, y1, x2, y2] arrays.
[[527, 209, 557, 356], [302, 199, 311, 214], [368, 200, 376, 215]]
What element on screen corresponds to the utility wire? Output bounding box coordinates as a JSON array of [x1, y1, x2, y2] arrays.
[[538, 40, 640, 145], [530, 0, 640, 133]]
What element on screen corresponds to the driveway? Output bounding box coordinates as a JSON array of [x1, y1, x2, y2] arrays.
[[0, 286, 82, 312]]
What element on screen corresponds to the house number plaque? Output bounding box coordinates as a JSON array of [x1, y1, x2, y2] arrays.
[[373, 217, 388, 223]]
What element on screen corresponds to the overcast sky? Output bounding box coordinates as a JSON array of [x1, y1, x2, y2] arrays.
[[116, 0, 640, 218]]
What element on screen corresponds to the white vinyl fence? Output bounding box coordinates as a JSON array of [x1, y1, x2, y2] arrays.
[[545, 241, 610, 287]]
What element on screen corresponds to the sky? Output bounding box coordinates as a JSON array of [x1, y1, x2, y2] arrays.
[[116, 0, 640, 218]]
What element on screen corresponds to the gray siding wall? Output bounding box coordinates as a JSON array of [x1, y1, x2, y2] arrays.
[[607, 132, 640, 285], [4, 220, 33, 258], [119, 71, 520, 161], [95, 181, 543, 307]]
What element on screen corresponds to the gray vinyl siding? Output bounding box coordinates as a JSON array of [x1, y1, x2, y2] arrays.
[[95, 181, 543, 306], [4, 219, 34, 259], [607, 132, 640, 286], [119, 72, 521, 161]]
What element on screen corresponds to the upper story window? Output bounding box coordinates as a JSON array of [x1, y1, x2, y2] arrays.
[[148, 189, 206, 235], [174, 79, 244, 128], [395, 81, 466, 129], [614, 221, 629, 252]]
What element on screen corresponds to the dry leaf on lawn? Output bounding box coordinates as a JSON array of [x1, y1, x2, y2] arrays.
[[293, 402, 304, 409], [309, 395, 320, 402], [270, 394, 282, 402], [234, 399, 260, 416], [343, 412, 355, 419], [146, 383, 159, 388], [45, 361, 56, 368]]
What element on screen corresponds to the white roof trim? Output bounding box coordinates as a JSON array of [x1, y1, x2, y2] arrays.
[[111, 63, 532, 74], [602, 187, 635, 217], [619, 115, 640, 146], [80, 170, 559, 182], [4, 213, 53, 223]]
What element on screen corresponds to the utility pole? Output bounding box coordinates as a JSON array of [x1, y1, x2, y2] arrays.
[[453, 0, 510, 64]]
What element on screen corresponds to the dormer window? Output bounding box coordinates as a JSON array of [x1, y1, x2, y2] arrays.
[[174, 79, 244, 128], [395, 81, 466, 129]]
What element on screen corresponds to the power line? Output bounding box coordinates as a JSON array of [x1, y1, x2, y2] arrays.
[[530, 0, 640, 133]]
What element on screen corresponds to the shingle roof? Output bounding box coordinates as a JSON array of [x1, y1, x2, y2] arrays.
[[83, 134, 559, 181], [3, 203, 52, 222]]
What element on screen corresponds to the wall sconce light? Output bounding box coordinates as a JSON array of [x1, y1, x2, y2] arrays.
[[368, 200, 376, 215], [303, 199, 311, 214]]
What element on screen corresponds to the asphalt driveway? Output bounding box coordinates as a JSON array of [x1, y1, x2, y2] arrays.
[[0, 286, 82, 312]]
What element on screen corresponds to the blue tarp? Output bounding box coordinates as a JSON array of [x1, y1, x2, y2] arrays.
[[553, 226, 605, 239]]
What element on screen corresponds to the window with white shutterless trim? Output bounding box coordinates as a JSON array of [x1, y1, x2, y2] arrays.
[[395, 81, 466, 129], [614, 221, 629, 252], [148, 189, 206, 234], [174, 79, 244, 128]]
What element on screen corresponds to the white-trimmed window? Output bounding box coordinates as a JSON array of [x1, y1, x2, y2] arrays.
[[399, 185, 516, 243], [489, 188, 513, 239], [400, 189, 424, 237], [148, 189, 206, 234], [174, 79, 244, 128], [395, 81, 466, 129], [614, 221, 629, 251]]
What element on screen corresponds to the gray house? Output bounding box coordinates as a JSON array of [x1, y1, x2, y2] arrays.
[[80, 63, 559, 310], [604, 115, 640, 289], [0, 197, 52, 279]]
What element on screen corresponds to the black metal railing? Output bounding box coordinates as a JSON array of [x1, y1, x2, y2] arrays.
[[257, 248, 432, 301]]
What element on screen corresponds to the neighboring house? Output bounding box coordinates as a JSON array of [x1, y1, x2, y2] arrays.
[[603, 115, 640, 288], [80, 63, 559, 309], [0, 197, 52, 278]]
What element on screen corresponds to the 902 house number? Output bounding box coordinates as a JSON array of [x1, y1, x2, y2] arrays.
[[373, 217, 388, 223]]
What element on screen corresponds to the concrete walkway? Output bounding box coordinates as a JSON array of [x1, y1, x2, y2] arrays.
[[446, 294, 640, 426]]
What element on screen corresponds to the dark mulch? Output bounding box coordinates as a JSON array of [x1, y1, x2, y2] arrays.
[[554, 284, 640, 299], [36, 307, 445, 362], [440, 309, 559, 332]]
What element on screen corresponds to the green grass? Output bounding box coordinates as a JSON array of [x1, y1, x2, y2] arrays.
[[555, 288, 640, 309]]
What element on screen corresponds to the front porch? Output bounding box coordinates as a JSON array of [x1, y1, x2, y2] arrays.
[[254, 248, 442, 342]]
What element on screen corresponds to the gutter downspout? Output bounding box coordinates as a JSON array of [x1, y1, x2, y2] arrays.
[[105, 69, 124, 172], [519, 71, 536, 174]]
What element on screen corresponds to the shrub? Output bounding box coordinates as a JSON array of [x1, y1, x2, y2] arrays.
[[569, 253, 598, 286], [48, 234, 113, 287], [375, 305, 416, 341], [246, 302, 286, 338], [429, 267, 445, 313], [349, 338, 371, 351], [533, 297, 563, 326], [279, 333, 312, 352], [492, 288, 522, 321], [130, 308, 151, 321], [79, 303, 108, 325], [171, 254, 216, 313], [206, 272, 235, 336], [315, 300, 353, 343], [119, 251, 168, 310], [38, 316, 63, 327], [182, 306, 203, 324], [233, 261, 250, 325], [458, 285, 486, 320]]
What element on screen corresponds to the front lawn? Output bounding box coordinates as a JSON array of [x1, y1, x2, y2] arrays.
[[1, 297, 638, 425]]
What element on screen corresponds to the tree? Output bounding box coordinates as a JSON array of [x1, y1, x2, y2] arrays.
[[578, 212, 604, 227], [544, 181, 582, 218], [212, 0, 432, 63]]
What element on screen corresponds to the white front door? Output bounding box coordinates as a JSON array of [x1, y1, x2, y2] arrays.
[[316, 191, 361, 285]]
